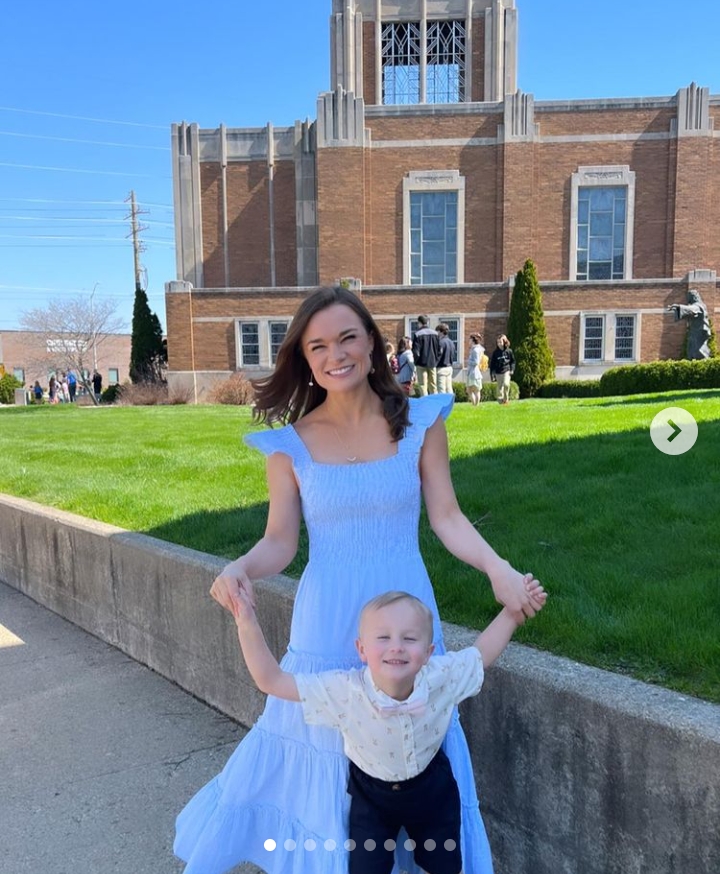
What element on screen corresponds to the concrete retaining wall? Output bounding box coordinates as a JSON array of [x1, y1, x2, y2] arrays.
[[1, 493, 718, 874]]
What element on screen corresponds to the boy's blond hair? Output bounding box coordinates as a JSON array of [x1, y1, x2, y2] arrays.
[[359, 591, 434, 643]]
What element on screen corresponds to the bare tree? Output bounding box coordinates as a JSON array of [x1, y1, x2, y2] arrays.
[[20, 296, 126, 405]]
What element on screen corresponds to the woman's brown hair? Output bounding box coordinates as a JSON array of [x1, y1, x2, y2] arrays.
[[251, 286, 410, 441]]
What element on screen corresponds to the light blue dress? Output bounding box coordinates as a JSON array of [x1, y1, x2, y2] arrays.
[[174, 394, 494, 874]]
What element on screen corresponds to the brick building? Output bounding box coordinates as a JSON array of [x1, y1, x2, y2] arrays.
[[0, 331, 131, 394], [165, 0, 719, 398]]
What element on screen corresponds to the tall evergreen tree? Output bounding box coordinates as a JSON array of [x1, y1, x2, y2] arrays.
[[506, 259, 555, 397], [130, 287, 166, 383]]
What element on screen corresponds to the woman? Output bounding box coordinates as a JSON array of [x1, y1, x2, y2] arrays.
[[466, 333, 485, 407], [395, 335, 416, 395], [489, 334, 515, 405], [175, 286, 539, 874]]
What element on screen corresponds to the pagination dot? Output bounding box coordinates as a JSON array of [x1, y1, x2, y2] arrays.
[[284, 839, 296, 851], [424, 838, 436, 851], [384, 839, 396, 851], [404, 838, 416, 851], [344, 839, 356, 851], [324, 839, 337, 851], [304, 839, 317, 851], [263, 839, 276, 851], [444, 839, 457, 851], [364, 839, 376, 851]]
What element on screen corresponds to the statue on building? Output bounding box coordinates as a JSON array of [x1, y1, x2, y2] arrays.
[[667, 288, 712, 359]]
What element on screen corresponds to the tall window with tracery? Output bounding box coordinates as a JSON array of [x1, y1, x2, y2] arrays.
[[427, 20, 465, 103], [381, 22, 421, 105], [381, 20, 466, 105]]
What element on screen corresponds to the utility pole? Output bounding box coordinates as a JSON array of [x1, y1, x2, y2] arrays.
[[125, 190, 148, 292]]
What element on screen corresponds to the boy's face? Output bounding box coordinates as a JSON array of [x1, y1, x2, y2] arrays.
[[356, 600, 434, 694]]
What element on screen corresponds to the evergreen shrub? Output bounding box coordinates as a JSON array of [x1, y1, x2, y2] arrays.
[[0, 373, 23, 405], [507, 259, 556, 397], [101, 384, 122, 405]]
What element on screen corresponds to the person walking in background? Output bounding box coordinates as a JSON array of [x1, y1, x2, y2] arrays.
[[466, 333, 485, 407], [412, 314, 440, 396], [176, 285, 541, 874], [490, 334, 515, 405], [232, 585, 546, 874], [396, 336, 416, 395], [92, 370, 103, 402], [435, 323, 455, 395], [48, 374, 58, 404], [32, 381, 43, 403], [59, 372, 70, 403], [67, 369, 77, 402]]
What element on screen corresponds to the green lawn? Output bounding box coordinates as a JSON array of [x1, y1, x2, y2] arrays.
[[1, 393, 719, 702]]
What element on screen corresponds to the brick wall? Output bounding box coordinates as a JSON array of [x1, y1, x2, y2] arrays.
[[0, 331, 131, 390], [317, 148, 367, 283], [363, 21, 376, 104]]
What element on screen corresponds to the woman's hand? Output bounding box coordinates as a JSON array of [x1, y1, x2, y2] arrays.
[[489, 562, 542, 622], [210, 560, 256, 619]]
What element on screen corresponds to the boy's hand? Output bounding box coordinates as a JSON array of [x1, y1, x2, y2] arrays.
[[515, 576, 547, 625], [233, 583, 258, 627]]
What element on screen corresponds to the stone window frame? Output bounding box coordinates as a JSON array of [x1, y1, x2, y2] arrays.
[[402, 170, 466, 286], [570, 165, 636, 282], [235, 318, 291, 369], [580, 311, 641, 365]]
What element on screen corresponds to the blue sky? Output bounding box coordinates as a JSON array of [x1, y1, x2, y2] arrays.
[[2, 0, 718, 333]]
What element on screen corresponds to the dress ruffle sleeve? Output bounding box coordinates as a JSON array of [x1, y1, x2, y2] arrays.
[[244, 425, 299, 460], [402, 393, 454, 453]]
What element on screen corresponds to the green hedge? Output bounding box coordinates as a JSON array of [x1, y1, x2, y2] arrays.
[[599, 358, 720, 396], [536, 380, 602, 398]]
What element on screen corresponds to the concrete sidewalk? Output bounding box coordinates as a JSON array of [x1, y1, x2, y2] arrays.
[[0, 581, 260, 874]]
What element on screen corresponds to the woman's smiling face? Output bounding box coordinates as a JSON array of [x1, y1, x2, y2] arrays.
[[302, 303, 375, 393]]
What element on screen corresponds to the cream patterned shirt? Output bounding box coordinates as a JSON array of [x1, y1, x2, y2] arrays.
[[295, 647, 484, 782]]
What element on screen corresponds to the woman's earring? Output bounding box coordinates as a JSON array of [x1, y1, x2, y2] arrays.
[[308, 375, 314, 387]]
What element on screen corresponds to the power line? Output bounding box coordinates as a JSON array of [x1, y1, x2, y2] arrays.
[[0, 233, 175, 244], [0, 161, 169, 179], [0, 130, 169, 151], [0, 215, 175, 227], [0, 106, 167, 130], [0, 197, 173, 208]]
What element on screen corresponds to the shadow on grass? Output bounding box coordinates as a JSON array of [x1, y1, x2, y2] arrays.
[[593, 388, 720, 407]]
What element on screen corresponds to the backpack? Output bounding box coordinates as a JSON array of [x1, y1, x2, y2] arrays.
[[389, 354, 400, 374]]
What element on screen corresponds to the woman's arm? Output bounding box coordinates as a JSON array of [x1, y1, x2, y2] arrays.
[[419, 417, 538, 620], [210, 452, 301, 614]]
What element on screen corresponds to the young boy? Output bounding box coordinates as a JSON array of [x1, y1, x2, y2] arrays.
[[233, 582, 546, 874]]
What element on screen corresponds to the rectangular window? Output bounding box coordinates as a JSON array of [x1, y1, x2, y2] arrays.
[[409, 191, 458, 285], [13, 367, 24, 383], [108, 368, 120, 384], [576, 186, 627, 281], [239, 322, 260, 366], [615, 315, 635, 360], [381, 22, 421, 105], [583, 316, 604, 361], [426, 20, 466, 103], [269, 321, 289, 365]]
